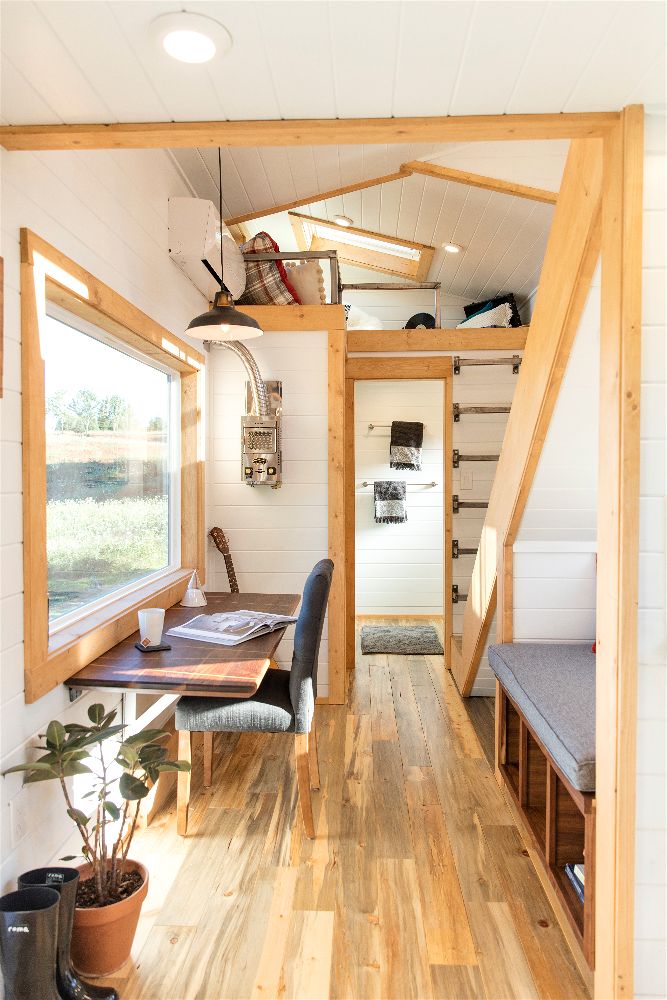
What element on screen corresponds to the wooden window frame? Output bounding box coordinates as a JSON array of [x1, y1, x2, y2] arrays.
[[20, 229, 205, 703]]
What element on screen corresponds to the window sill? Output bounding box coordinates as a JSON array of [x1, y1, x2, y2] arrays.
[[25, 568, 193, 703]]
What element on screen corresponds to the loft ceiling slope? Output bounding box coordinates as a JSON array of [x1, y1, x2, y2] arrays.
[[0, 112, 620, 151], [225, 159, 558, 227]]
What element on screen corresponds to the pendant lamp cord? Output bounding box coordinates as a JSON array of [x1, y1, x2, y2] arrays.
[[218, 147, 226, 294]]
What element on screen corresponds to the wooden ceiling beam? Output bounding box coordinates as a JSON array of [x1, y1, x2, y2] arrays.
[[0, 112, 619, 152], [401, 160, 559, 204], [225, 168, 411, 226]]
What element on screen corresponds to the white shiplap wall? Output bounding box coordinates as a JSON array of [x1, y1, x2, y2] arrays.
[[354, 380, 444, 615], [634, 113, 666, 1000], [0, 146, 207, 893], [205, 333, 329, 696]]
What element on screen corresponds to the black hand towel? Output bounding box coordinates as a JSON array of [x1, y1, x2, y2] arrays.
[[374, 480, 407, 524], [390, 421, 424, 471]]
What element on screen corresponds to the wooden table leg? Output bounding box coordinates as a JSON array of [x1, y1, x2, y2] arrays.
[[294, 733, 315, 839], [177, 729, 192, 836]]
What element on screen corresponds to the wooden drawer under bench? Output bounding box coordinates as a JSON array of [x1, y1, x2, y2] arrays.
[[497, 683, 595, 967]]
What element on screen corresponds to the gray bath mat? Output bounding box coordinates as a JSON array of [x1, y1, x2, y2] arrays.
[[361, 624, 444, 655]]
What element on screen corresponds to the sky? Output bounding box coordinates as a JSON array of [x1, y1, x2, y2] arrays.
[[43, 315, 171, 427]]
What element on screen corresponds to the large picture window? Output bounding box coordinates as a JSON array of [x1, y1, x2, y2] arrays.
[[21, 229, 205, 702], [44, 308, 178, 626]]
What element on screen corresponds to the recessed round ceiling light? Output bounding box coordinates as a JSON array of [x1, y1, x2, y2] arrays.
[[442, 242, 463, 254], [152, 11, 232, 64], [333, 214, 354, 227]]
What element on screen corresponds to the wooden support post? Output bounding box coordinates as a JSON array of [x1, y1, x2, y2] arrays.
[[328, 327, 346, 705], [594, 104, 643, 1000]]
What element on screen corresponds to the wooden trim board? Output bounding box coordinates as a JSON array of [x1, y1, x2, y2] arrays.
[[237, 304, 345, 332], [0, 112, 619, 151], [402, 160, 558, 204], [225, 168, 412, 226], [347, 328, 529, 353], [453, 137, 604, 696], [20, 229, 205, 702], [345, 355, 453, 682]]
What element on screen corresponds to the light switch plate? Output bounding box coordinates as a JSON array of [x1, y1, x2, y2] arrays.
[[461, 469, 473, 490]]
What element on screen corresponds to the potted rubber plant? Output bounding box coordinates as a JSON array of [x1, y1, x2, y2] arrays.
[[5, 703, 190, 976]]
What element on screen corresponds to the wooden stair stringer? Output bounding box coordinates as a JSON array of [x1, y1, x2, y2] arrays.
[[451, 137, 604, 697]]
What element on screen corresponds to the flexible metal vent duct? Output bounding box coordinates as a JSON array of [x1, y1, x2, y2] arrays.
[[213, 341, 281, 486], [220, 340, 270, 416]]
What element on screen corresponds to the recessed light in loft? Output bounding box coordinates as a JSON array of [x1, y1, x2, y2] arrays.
[[152, 11, 232, 64], [442, 242, 463, 254], [333, 214, 354, 227]]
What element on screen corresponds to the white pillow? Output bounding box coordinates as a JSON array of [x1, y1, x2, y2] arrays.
[[346, 305, 383, 329], [284, 260, 325, 305]]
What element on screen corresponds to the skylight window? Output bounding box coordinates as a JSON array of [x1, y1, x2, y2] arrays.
[[302, 220, 420, 261], [289, 212, 434, 281]]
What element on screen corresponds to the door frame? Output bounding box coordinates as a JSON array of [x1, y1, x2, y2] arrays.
[[344, 356, 453, 672]]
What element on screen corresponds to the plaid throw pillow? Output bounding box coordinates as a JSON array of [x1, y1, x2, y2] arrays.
[[237, 232, 301, 306]]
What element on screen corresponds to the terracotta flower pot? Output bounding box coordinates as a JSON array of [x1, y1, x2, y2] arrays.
[[71, 860, 148, 978]]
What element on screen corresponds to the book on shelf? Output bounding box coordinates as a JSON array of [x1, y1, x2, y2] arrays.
[[564, 863, 585, 904], [167, 610, 298, 647]]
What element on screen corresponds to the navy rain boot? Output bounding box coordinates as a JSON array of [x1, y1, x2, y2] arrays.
[[18, 868, 118, 1000], [0, 886, 62, 1000]]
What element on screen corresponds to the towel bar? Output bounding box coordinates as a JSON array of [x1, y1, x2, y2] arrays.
[[368, 423, 427, 431], [360, 480, 437, 488]]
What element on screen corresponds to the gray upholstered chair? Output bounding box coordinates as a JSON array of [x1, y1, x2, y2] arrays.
[[174, 559, 333, 838]]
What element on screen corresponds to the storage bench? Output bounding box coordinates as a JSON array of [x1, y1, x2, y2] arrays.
[[488, 642, 596, 967]]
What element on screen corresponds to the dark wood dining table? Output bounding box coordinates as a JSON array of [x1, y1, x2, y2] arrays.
[[65, 593, 301, 700]]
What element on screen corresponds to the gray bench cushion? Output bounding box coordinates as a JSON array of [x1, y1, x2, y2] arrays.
[[487, 643, 596, 792], [176, 669, 295, 734]]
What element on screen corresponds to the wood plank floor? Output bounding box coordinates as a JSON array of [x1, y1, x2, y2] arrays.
[[100, 619, 591, 999]]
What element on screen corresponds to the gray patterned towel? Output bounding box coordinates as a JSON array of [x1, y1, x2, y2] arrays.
[[374, 480, 407, 523], [390, 421, 423, 470]]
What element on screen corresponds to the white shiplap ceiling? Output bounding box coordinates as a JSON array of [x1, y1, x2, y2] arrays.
[[1, 1, 665, 126], [236, 169, 554, 303], [1, 0, 662, 303], [169, 139, 569, 221]]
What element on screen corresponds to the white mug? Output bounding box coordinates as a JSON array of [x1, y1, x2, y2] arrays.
[[138, 608, 165, 647]]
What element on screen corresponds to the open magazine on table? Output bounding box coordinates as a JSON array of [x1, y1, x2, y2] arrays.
[[167, 610, 298, 647]]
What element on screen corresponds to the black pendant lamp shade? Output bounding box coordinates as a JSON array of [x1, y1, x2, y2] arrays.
[[186, 288, 262, 341], [186, 148, 263, 342]]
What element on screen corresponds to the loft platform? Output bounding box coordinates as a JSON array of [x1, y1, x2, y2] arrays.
[[236, 304, 346, 332], [347, 326, 529, 353]]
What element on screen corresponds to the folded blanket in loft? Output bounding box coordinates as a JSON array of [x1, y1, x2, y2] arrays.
[[390, 421, 424, 471], [456, 301, 513, 329], [374, 480, 407, 524]]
